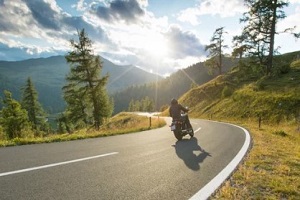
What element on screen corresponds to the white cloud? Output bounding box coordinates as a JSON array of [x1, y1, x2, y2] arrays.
[[177, 7, 201, 26], [1, 0, 299, 75], [72, 0, 87, 11], [177, 0, 246, 25], [278, 8, 300, 32]]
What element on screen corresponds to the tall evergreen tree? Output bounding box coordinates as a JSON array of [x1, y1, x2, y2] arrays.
[[64, 29, 112, 130], [205, 27, 228, 75], [21, 77, 48, 133], [0, 90, 30, 139], [62, 82, 89, 129], [233, 0, 299, 75]]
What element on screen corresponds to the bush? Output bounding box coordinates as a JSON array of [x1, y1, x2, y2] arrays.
[[279, 63, 291, 74], [222, 86, 233, 98], [274, 63, 291, 75], [0, 126, 7, 140], [290, 59, 300, 69], [255, 76, 269, 90], [272, 130, 288, 137]]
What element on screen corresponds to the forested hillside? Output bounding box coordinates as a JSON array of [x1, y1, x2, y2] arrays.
[[112, 56, 238, 113], [0, 56, 161, 113]]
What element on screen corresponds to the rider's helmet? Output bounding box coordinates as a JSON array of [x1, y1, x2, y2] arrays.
[[171, 98, 178, 105]]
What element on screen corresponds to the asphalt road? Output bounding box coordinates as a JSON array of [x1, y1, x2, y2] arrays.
[[0, 118, 250, 200]]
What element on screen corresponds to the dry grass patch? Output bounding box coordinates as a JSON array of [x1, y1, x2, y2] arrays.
[[212, 121, 300, 199], [0, 112, 166, 147]]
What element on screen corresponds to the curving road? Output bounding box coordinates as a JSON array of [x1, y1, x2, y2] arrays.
[[0, 117, 250, 200]]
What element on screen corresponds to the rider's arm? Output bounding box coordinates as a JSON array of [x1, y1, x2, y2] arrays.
[[169, 107, 173, 118], [179, 104, 188, 112]]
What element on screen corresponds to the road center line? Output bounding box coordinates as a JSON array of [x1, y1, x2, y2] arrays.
[[0, 152, 119, 177], [194, 127, 201, 133]]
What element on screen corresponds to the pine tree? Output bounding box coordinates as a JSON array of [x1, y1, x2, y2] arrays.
[[64, 29, 113, 130], [233, 0, 299, 75], [0, 90, 30, 139], [205, 27, 228, 75], [62, 82, 89, 129], [128, 99, 134, 112], [21, 77, 48, 134]]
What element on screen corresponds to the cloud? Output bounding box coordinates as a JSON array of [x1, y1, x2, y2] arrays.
[[0, 0, 115, 60], [0, 42, 64, 61], [0, 0, 32, 34], [5, 0, 298, 77], [90, 0, 145, 24], [23, 0, 61, 30], [278, 7, 300, 32], [102, 24, 206, 75], [177, 0, 245, 25], [62, 15, 109, 42], [72, 0, 87, 12], [290, 0, 300, 3], [165, 25, 206, 59]]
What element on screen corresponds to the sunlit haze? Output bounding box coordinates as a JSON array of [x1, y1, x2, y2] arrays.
[[0, 0, 300, 76]]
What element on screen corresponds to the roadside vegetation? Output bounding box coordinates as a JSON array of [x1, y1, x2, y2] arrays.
[[172, 56, 300, 199], [177, 2, 300, 196], [0, 0, 299, 198], [211, 121, 300, 199], [0, 112, 165, 147]]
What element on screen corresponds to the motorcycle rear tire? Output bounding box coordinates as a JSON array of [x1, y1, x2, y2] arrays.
[[189, 129, 194, 138], [173, 130, 183, 141]]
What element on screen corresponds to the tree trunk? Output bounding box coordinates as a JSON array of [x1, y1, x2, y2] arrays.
[[267, 0, 277, 75]]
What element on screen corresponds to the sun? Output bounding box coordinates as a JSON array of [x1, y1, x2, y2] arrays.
[[142, 33, 169, 58]]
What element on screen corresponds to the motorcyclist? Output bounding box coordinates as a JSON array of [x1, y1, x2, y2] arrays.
[[169, 98, 192, 129]]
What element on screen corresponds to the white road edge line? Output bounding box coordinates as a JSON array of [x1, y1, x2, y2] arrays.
[[0, 152, 119, 177], [189, 121, 251, 200]]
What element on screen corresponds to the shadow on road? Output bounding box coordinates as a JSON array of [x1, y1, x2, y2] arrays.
[[172, 137, 211, 171]]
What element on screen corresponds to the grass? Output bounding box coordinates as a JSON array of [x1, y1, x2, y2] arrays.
[[211, 119, 300, 199], [1, 54, 300, 198], [175, 58, 300, 199], [0, 112, 166, 147]]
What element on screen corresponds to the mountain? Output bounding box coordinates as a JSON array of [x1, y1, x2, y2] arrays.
[[0, 55, 162, 113], [112, 56, 238, 113]]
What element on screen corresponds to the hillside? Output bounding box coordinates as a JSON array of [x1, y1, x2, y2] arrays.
[[0, 55, 161, 113], [112, 56, 238, 113], [175, 51, 300, 199], [177, 51, 300, 124]]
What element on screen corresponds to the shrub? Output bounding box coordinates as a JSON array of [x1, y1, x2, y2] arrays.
[[279, 63, 291, 74], [255, 76, 268, 90], [222, 86, 233, 98], [290, 59, 300, 69], [0, 126, 7, 140], [272, 130, 288, 137]]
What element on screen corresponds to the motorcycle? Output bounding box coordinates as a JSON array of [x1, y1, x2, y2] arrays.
[[170, 112, 194, 141]]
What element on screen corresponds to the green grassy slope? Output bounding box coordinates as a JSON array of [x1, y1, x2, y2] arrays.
[[179, 56, 300, 124], [174, 52, 300, 199]]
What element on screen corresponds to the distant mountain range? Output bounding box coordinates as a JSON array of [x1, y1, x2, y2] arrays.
[[0, 54, 240, 115], [112, 57, 238, 113], [0, 55, 162, 113]]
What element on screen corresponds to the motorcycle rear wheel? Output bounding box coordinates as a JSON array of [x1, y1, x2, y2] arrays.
[[189, 129, 194, 138], [173, 130, 183, 141]]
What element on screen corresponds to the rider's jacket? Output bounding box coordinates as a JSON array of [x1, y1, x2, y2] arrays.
[[169, 103, 188, 120]]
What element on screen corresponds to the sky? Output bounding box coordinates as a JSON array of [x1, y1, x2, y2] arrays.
[[0, 0, 300, 76]]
